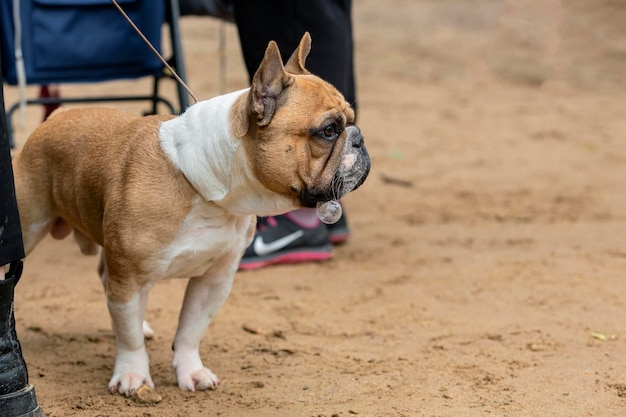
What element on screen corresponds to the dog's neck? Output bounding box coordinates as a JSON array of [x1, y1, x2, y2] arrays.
[[160, 90, 244, 203], [159, 89, 297, 217]]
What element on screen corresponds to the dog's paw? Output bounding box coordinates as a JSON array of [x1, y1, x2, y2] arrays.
[[173, 348, 219, 391], [177, 367, 219, 392], [109, 349, 153, 396], [109, 372, 154, 397], [142, 320, 154, 339]]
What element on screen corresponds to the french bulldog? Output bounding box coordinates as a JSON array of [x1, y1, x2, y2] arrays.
[[12, 32, 370, 395]]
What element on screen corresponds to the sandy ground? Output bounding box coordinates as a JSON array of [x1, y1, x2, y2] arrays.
[[5, 0, 626, 415]]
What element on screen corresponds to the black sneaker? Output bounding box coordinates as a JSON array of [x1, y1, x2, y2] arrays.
[[239, 215, 333, 270], [326, 209, 351, 245]]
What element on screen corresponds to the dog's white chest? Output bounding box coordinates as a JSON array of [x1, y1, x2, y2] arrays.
[[156, 202, 251, 278]]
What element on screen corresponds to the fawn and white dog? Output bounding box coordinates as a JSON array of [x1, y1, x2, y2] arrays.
[[12, 33, 370, 395]]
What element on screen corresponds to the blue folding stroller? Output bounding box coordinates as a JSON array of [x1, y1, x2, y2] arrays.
[[0, 0, 189, 145]]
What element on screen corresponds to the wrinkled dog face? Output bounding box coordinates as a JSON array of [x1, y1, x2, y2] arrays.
[[283, 81, 369, 207], [241, 33, 370, 208]]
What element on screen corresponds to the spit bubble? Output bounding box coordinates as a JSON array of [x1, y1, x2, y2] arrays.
[[316, 200, 342, 224]]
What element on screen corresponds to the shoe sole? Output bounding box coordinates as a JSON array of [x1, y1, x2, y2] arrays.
[[329, 231, 350, 245], [326, 213, 350, 245], [0, 385, 42, 417], [239, 247, 333, 271]]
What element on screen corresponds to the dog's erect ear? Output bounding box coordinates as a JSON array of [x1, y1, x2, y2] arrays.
[[285, 32, 312, 75], [251, 40, 294, 127]]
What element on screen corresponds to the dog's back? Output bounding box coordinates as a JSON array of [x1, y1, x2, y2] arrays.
[[12, 107, 177, 254]]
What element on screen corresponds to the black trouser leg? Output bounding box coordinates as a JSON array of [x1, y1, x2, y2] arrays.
[[1, 42, 43, 417], [232, 0, 357, 115]]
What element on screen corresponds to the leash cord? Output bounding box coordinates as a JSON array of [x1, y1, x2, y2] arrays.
[[110, 0, 198, 104]]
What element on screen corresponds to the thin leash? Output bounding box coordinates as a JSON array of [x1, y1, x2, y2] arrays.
[[110, 0, 199, 104]]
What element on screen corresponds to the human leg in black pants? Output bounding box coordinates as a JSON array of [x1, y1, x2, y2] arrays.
[[0, 53, 43, 417], [233, 0, 358, 270], [233, 0, 356, 114]]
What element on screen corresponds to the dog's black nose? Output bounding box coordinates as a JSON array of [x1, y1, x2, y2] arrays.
[[348, 126, 363, 148]]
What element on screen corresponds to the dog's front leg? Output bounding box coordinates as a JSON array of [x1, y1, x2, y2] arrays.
[[172, 264, 236, 391], [107, 285, 153, 396]]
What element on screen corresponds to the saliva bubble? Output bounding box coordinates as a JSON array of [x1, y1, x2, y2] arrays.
[[316, 200, 342, 224]]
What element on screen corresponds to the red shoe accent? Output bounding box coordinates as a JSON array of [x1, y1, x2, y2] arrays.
[[329, 232, 350, 245], [238, 251, 333, 271], [39, 85, 61, 121]]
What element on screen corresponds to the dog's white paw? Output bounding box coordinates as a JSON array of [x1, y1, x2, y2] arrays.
[[173, 349, 219, 391], [109, 372, 154, 397], [109, 349, 153, 396], [142, 320, 154, 339], [177, 367, 219, 392]]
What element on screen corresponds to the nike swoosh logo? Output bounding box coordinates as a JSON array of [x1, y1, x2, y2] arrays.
[[253, 230, 304, 256]]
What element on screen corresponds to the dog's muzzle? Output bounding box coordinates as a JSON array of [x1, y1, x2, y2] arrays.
[[300, 126, 370, 207], [348, 126, 364, 149], [334, 125, 370, 195]]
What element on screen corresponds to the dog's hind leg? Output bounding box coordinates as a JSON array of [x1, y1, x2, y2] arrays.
[[12, 156, 55, 254], [73, 227, 100, 255], [142, 319, 155, 340]]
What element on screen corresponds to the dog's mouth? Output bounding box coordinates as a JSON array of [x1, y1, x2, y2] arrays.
[[299, 149, 370, 208], [299, 190, 330, 208]]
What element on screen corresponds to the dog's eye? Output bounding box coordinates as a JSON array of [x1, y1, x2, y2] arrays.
[[320, 123, 340, 140]]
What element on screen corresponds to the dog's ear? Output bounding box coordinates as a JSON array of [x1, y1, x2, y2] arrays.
[[251, 40, 294, 127], [285, 32, 312, 75]]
